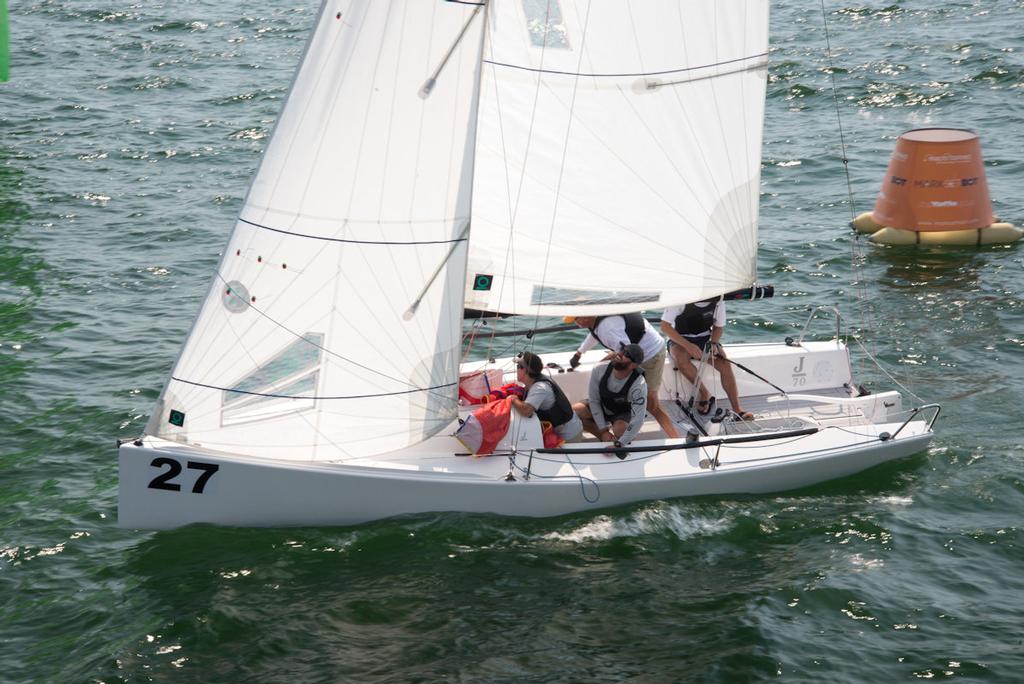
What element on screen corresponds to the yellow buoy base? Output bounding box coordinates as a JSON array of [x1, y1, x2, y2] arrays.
[[851, 212, 884, 234], [869, 223, 1024, 246]]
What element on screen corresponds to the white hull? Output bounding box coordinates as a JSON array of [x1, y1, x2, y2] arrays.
[[118, 342, 937, 529]]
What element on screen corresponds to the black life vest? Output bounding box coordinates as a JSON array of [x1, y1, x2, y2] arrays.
[[674, 302, 716, 337], [532, 377, 573, 428], [598, 363, 641, 419], [590, 312, 645, 349]]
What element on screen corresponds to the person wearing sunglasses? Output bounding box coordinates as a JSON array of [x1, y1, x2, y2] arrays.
[[510, 351, 583, 443]]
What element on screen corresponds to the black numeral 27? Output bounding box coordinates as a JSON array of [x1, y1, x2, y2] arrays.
[[148, 457, 220, 493]]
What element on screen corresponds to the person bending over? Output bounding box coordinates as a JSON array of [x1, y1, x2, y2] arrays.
[[511, 351, 584, 443], [566, 312, 679, 439]]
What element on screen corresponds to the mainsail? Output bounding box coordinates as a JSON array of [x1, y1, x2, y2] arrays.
[[149, 1, 486, 460], [465, 0, 769, 315]]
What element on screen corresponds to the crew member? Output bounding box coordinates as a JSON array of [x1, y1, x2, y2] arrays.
[[511, 351, 584, 442], [572, 344, 648, 452], [660, 299, 753, 420], [566, 313, 679, 438]]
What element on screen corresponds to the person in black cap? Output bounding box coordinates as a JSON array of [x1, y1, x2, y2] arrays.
[[511, 351, 583, 443], [565, 314, 679, 439], [572, 343, 648, 449]]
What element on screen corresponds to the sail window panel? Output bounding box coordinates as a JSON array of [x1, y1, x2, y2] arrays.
[[491, 1, 768, 76], [221, 373, 319, 427], [522, 0, 570, 49], [223, 333, 324, 400]]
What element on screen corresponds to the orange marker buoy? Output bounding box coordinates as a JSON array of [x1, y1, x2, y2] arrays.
[[851, 128, 1022, 245]]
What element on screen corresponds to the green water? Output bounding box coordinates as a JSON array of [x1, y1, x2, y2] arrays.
[[2, 2, 1023, 681]]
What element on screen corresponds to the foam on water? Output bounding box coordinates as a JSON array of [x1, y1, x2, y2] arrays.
[[541, 505, 732, 544]]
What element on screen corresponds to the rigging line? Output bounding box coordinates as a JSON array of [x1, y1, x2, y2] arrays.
[[484, 46, 523, 349], [819, 0, 876, 378], [500, 0, 557, 345], [530, 0, 593, 332], [819, 1, 857, 223], [518, 452, 601, 503], [848, 334, 926, 405], [481, 51, 769, 79], [170, 376, 457, 401], [740, 6, 759, 267], [236, 217, 469, 246]]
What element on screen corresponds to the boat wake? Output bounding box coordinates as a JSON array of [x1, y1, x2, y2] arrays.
[[541, 505, 732, 544]]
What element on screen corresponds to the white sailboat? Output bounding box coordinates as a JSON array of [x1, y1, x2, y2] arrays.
[[118, 0, 938, 529]]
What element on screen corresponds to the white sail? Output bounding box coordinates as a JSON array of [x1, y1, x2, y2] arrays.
[[465, 0, 769, 315], [148, 1, 487, 460]]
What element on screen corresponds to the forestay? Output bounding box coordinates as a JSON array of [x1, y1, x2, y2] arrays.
[[465, 0, 769, 315], [148, 1, 486, 461]]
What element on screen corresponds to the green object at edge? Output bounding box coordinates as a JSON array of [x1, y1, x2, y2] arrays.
[[0, 0, 8, 82]]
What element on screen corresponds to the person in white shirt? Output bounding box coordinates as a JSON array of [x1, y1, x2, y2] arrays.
[[660, 300, 753, 420], [566, 313, 679, 439]]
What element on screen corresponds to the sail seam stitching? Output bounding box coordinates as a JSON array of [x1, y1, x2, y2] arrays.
[[482, 51, 768, 79], [238, 217, 468, 245], [170, 376, 457, 400]]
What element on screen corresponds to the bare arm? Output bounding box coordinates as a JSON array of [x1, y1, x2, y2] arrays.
[[510, 395, 535, 417]]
